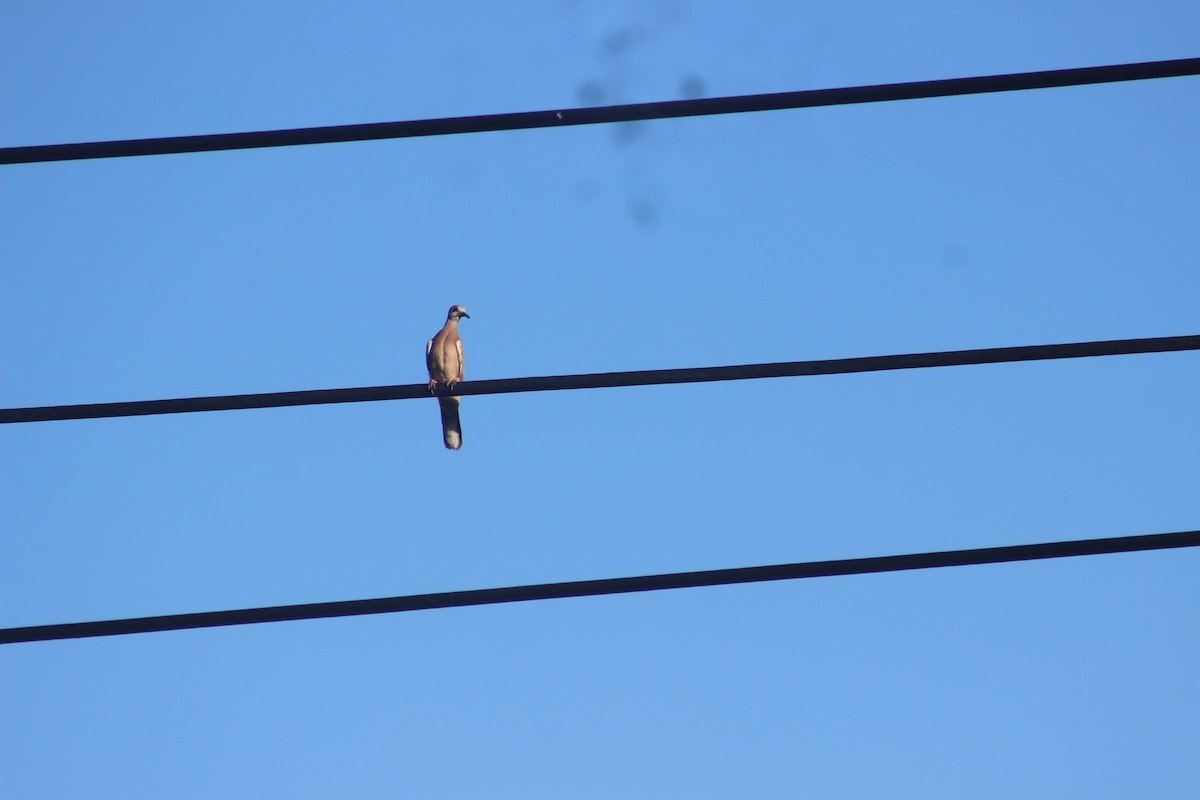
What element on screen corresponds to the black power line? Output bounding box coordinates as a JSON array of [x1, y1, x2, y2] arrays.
[[2, 530, 1196, 645], [2, 58, 1197, 165], [2, 334, 1197, 425]]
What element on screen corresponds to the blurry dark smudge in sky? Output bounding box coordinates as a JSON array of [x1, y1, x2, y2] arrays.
[[566, 2, 705, 232]]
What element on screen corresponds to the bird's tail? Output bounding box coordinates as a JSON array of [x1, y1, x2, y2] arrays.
[[438, 396, 462, 450]]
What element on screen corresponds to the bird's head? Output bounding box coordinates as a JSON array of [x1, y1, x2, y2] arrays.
[[448, 305, 470, 321]]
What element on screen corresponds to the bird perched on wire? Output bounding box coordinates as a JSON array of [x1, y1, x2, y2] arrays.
[[426, 305, 470, 449]]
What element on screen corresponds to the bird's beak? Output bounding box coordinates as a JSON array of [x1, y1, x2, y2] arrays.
[[461, 312, 470, 319]]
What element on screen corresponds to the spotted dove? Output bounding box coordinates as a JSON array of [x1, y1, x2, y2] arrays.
[[426, 305, 470, 449]]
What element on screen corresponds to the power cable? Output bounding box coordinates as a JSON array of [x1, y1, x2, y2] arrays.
[[2, 530, 1196, 645], [2, 334, 1197, 424], [2, 57, 1196, 165]]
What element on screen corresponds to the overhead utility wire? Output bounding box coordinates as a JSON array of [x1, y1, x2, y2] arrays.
[[2, 334, 1197, 425], [2, 531, 1196, 645], [2, 57, 1197, 165]]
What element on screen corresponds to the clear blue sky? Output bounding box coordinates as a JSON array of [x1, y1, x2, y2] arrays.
[[2, 2, 1198, 797]]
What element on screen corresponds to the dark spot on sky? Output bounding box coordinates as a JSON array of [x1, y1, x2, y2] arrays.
[[628, 195, 659, 231], [602, 26, 642, 57], [679, 73, 706, 99], [577, 79, 606, 106], [612, 120, 648, 147]]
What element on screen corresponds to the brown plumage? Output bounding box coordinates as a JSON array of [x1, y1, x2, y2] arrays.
[[425, 305, 470, 449]]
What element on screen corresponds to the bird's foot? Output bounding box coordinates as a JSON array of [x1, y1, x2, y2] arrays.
[[428, 379, 438, 394]]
